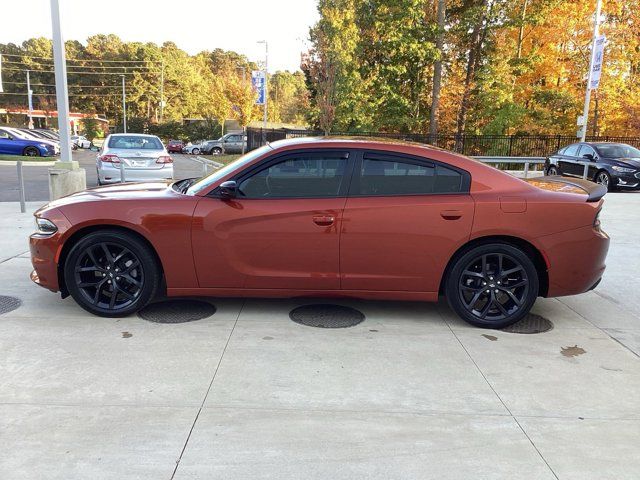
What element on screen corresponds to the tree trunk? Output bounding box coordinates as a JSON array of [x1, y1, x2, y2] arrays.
[[455, 0, 489, 148], [429, 0, 446, 143], [516, 0, 528, 59]]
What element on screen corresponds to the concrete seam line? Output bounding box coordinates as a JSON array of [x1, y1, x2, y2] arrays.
[[170, 299, 245, 480], [436, 305, 561, 480]]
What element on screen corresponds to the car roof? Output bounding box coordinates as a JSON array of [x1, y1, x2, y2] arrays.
[[109, 133, 159, 137], [266, 135, 452, 153]]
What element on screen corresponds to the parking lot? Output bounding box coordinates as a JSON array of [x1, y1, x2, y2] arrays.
[[0, 168, 639, 479]]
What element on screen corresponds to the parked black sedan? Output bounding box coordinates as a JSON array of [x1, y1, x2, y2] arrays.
[[545, 142, 640, 191]]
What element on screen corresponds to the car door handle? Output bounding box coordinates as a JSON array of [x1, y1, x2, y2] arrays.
[[313, 215, 335, 226], [440, 209, 463, 220]]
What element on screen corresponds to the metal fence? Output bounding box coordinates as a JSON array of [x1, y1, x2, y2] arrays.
[[246, 128, 640, 157]]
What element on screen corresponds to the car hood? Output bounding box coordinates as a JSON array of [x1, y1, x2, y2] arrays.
[[39, 181, 174, 212], [611, 158, 640, 168]]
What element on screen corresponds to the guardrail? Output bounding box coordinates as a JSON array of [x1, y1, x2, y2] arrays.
[[473, 156, 595, 180]]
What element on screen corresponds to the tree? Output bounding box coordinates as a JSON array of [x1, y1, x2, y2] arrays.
[[429, 0, 446, 139]]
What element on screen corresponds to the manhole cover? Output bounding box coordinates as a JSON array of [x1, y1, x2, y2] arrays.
[[501, 313, 553, 334], [290, 304, 365, 328], [138, 299, 216, 323], [0, 295, 21, 315]]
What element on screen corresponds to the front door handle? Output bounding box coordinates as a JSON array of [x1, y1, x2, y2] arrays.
[[313, 215, 335, 226], [440, 209, 463, 220]]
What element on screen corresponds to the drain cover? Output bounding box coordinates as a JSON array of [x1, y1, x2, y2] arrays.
[[0, 295, 21, 315], [138, 299, 216, 323], [290, 304, 365, 328], [501, 313, 553, 334]]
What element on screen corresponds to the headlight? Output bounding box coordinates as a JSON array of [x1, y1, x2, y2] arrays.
[[35, 217, 58, 235], [612, 165, 636, 173]]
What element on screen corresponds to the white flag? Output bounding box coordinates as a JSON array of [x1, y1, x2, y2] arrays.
[[590, 35, 606, 90], [0, 54, 4, 93]]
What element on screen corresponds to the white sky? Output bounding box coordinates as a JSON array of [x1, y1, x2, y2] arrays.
[[3, 0, 319, 72]]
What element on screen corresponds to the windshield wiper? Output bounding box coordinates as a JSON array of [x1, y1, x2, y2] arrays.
[[178, 178, 197, 193]]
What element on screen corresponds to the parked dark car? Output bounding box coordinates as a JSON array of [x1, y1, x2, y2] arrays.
[[166, 139, 184, 153], [545, 142, 640, 191]]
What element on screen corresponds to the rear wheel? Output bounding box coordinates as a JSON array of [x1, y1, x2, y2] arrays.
[[23, 146, 40, 157], [192, 148, 200, 155], [445, 243, 539, 329], [64, 230, 160, 317]]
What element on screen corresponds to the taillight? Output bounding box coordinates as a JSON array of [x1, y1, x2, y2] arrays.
[[100, 154, 120, 163], [156, 155, 173, 164]]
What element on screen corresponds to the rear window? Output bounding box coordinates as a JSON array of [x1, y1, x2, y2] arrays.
[[108, 136, 163, 150]]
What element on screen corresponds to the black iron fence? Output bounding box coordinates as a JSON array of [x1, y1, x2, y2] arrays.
[[246, 127, 640, 157]]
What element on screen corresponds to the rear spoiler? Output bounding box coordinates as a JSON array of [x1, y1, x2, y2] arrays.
[[528, 176, 607, 202]]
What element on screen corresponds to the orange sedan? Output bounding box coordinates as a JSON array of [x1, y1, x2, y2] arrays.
[[29, 137, 609, 328]]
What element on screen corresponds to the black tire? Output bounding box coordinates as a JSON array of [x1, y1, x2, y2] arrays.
[[211, 147, 222, 155], [546, 165, 558, 176], [23, 146, 40, 157], [594, 170, 613, 191], [445, 243, 539, 329], [64, 230, 160, 317], [192, 148, 200, 155]]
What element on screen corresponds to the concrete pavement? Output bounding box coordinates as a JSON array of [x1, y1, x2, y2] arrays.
[[0, 192, 639, 479]]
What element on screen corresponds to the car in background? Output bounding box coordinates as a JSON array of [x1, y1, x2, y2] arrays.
[[201, 133, 246, 155], [182, 143, 203, 155], [71, 135, 92, 149], [167, 139, 185, 153], [32, 137, 609, 329], [96, 133, 173, 185], [0, 127, 58, 156], [545, 142, 640, 191], [36, 129, 60, 141]]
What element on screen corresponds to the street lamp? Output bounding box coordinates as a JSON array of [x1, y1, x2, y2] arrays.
[[257, 40, 268, 140], [50, 0, 73, 164], [121, 74, 127, 133]]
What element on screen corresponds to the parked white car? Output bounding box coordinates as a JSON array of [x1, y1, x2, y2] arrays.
[[182, 142, 203, 154], [96, 133, 174, 185], [71, 135, 92, 149]]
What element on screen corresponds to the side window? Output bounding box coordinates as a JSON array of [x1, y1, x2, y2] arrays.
[[563, 144, 580, 156], [226, 135, 240, 143], [356, 156, 463, 196], [0, 131, 11, 139], [238, 154, 348, 198], [579, 145, 595, 158]]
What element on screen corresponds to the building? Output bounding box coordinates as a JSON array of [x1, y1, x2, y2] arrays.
[[0, 107, 109, 135]]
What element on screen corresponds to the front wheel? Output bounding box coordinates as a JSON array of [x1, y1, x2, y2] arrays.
[[64, 230, 160, 317], [445, 243, 539, 329], [595, 170, 613, 191], [546, 165, 558, 176], [23, 146, 40, 157], [211, 147, 222, 155]]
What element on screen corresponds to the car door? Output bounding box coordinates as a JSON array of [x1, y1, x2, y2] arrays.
[[577, 144, 598, 179], [558, 143, 581, 176], [191, 149, 353, 290], [0, 130, 20, 155], [224, 134, 242, 153], [340, 151, 474, 293]]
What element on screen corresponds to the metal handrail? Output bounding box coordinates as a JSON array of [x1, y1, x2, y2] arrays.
[[472, 156, 594, 180]]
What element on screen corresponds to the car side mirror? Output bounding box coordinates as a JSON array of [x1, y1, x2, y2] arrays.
[[583, 153, 595, 161], [219, 180, 237, 199]]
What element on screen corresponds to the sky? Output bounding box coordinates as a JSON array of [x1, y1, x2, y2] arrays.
[[3, 0, 319, 72]]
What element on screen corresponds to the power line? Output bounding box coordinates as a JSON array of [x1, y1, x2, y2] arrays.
[[2, 81, 127, 88], [0, 92, 123, 97], [1, 67, 144, 75], [2, 60, 160, 71], [0, 53, 162, 64]]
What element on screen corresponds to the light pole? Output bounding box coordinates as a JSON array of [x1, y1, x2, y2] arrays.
[[257, 40, 268, 141], [580, 0, 603, 141], [121, 74, 127, 133], [50, 0, 73, 164], [26, 70, 34, 129]]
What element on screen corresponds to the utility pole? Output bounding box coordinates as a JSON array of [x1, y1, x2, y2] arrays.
[[26, 70, 34, 129], [580, 0, 603, 142], [121, 74, 127, 133], [50, 0, 73, 164]]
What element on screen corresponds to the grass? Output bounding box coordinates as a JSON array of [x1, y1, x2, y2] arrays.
[[0, 154, 56, 162], [199, 154, 241, 165]]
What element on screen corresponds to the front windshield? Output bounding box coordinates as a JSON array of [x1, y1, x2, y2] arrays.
[[596, 144, 640, 158], [186, 145, 272, 195]]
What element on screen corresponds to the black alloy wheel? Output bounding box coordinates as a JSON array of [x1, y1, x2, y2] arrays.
[[64, 230, 160, 317], [23, 146, 40, 157], [446, 243, 539, 328]]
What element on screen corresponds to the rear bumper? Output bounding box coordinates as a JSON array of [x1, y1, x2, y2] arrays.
[[539, 224, 610, 297], [98, 164, 174, 183]]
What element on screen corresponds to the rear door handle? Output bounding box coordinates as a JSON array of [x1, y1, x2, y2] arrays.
[[440, 209, 463, 220], [313, 215, 335, 226]]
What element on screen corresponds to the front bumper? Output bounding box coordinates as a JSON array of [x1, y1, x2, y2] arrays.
[[29, 208, 73, 293], [613, 171, 640, 189]]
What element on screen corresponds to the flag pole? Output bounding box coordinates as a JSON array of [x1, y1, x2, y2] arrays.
[[580, 0, 603, 142]]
